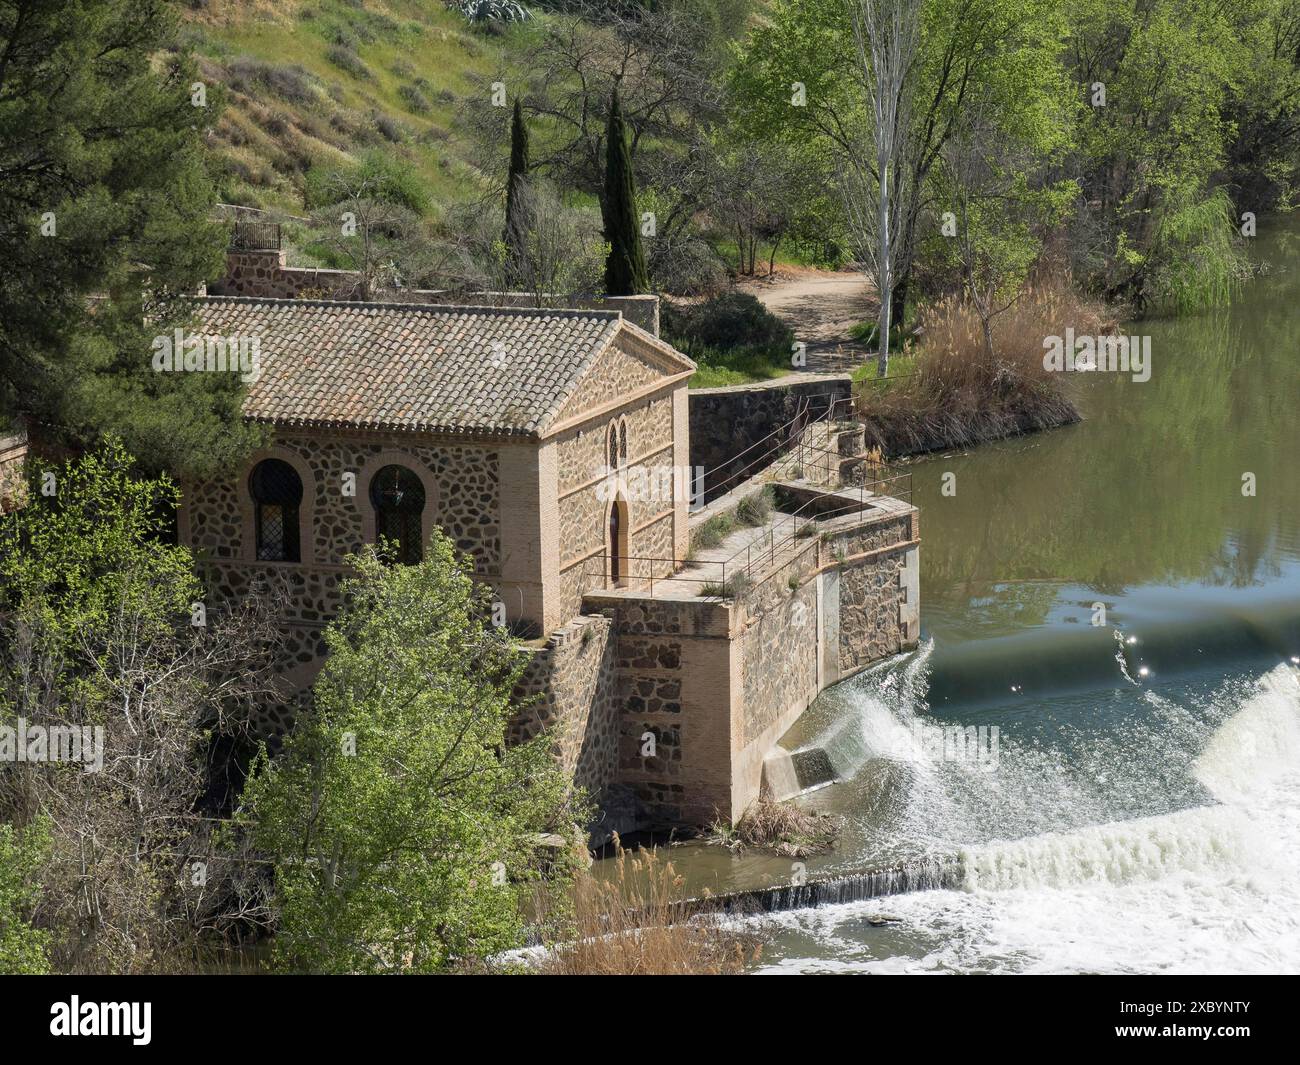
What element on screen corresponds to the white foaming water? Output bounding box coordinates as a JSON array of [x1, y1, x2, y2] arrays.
[[757, 663, 1300, 974], [854, 643, 938, 771]]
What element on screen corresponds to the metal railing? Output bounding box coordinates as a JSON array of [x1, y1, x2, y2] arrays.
[[698, 393, 855, 503], [229, 220, 282, 251], [578, 444, 912, 600], [713, 439, 911, 589]]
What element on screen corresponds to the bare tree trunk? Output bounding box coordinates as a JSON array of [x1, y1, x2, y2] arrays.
[[877, 155, 892, 376], [845, 0, 920, 378], [892, 269, 909, 329]]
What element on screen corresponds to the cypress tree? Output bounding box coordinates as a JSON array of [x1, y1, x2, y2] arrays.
[[602, 87, 649, 295], [502, 98, 532, 288]]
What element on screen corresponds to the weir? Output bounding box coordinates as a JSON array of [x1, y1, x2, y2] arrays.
[[691, 855, 962, 915]]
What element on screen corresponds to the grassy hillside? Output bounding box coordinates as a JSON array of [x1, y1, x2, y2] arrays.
[[183, 0, 526, 217]]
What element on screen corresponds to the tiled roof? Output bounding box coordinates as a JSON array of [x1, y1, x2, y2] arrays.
[[192, 296, 630, 438]]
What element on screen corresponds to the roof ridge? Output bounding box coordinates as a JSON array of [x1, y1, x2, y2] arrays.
[[194, 294, 622, 322]]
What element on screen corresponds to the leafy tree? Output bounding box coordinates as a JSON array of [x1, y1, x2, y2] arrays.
[[733, 0, 1082, 326], [0, 0, 262, 477], [1223, 0, 1300, 211], [927, 5, 1076, 351], [429, 182, 607, 305], [1066, 0, 1251, 310], [500, 181, 608, 303], [303, 151, 440, 298], [844, 0, 921, 376], [604, 87, 650, 295], [463, 0, 740, 201], [239, 540, 582, 974], [0, 820, 50, 974], [709, 134, 841, 276]]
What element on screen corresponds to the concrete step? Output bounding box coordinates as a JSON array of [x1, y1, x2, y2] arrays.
[[832, 423, 866, 457]]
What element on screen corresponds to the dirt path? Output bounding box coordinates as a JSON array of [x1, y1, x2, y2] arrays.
[[735, 268, 876, 373]]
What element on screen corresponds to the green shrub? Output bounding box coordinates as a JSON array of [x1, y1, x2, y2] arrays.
[[224, 58, 316, 106], [698, 572, 753, 599], [690, 511, 736, 551], [665, 293, 796, 385], [326, 43, 371, 80], [397, 83, 432, 114], [849, 320, 910, 352], [664, 291, 793, 353], [306, 150, 430, 215]]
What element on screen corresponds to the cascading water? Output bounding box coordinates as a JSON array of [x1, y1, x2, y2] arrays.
[[752, 660, 1300, 973]]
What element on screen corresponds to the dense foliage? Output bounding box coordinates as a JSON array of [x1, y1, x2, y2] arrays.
[[732, 0, 1300, 316], [238, 541, 582, 974], [0, 0, 263, 476], [0, 444, 278, 972]]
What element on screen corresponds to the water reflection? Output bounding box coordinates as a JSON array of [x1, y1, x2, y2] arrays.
[[913, 221, 1300, 640]]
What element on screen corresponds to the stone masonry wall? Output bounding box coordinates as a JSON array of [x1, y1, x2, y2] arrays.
[[510, 614, 619, 804], [556, 387, 675, 568], [578, 596, 736, 828], [831, 511, 920, 674], [186, 430, 501, 572], [582, 498, 918, 830], [183, 428, 504, 734], [689, 375, 852, 503], [554, 385, 678, 621], [740, 544, 822, 751], [209, 252, 360, 300]]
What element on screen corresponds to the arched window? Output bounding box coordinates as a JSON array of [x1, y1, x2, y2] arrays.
[[608, 417, 629, 471], [249, 459, 303, 562], [370, 464, 426, 564]]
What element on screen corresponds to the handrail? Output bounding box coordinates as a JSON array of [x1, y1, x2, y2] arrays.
[[701, 393, 856, 502], [576, 458, 912, 600], [698, 397, 812, 479]]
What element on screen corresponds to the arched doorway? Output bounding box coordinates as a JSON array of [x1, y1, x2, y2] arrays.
[[608, 497, 629, 586]]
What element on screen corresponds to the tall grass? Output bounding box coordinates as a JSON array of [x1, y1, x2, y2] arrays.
[[855, 279, 1107, 456], [535, 844, 761, 975]]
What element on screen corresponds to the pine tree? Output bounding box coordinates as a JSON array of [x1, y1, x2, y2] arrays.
[[503, 98, 533, 288], [602, 87, 649, 296], [0, 0, 264, 478]]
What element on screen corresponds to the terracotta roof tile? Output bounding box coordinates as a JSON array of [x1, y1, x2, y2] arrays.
[[193, 296, 625, 438]]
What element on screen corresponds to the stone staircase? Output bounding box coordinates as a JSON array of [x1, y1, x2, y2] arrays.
[[771, 419, 872, 488]]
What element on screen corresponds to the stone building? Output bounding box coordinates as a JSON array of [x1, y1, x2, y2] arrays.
[[174, 239, 921, 835], [182, 294, 695, 733]]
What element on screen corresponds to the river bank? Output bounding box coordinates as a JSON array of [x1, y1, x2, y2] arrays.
[[853, 281, 1109, 458]]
